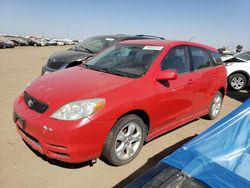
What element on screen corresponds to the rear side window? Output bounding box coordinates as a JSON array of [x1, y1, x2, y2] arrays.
[[190, 47, 211, 70], [161, 46, 190, 74], [210, 52, 223, 65]]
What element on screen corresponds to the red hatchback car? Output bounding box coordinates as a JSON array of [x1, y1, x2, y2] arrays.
[[13, 40, 227, 166]]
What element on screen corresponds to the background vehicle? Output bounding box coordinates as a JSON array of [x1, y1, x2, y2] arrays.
[[219, 50, 235, 61], [0, 34, 78, 49], [0, 40, 6, 48], [41, 34, 165, 75], [13, 40, 227, 166], [126, 97, 250, 188], [223, 51, 250, 90], [0, 36, 15, 48], [3, 35, 29, 46]]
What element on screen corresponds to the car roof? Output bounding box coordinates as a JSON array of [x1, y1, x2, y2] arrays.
[[120, 39, 218, 52], [90, 34, 165, 41], [92, 34, 131, 39]]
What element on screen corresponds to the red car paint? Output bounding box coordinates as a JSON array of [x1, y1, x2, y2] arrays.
[[13, 40, 227, 163]]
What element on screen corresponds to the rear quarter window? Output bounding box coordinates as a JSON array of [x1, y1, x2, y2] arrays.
[[210, 51, 223, 65], [190, 46, 211, 70]]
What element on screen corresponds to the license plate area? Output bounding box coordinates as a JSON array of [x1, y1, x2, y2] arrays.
[[13, 112, 25, 129]]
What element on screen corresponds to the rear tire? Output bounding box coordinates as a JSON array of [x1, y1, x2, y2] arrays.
[[102, 114, 147, 166], [206, 91, 222, 120], [228, 73, 247, 91]]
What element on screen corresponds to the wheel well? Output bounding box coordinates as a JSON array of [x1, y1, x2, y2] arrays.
[[228, 71, 249, 80], [218, 87, 225, 97], [122, 110, 150, 131]]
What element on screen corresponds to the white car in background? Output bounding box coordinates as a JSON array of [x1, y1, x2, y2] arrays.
[[223, 51, 250, 90]]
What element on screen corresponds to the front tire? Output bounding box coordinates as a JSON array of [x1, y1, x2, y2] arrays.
[[102, 114, 147, 166], [228, 73, 247, 91], [206, 91, 222, 120]]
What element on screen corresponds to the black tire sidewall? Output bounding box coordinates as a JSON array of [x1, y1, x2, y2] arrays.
[[102, 114, 147, 166], [228, 73, 247, 91]]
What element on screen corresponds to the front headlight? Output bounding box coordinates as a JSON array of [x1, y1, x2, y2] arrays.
[[51, 98, 106, 120]]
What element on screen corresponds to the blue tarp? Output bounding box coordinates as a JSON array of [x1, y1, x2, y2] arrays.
[[163, 97, 250, 188]]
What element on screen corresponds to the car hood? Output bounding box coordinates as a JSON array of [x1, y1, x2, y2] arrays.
[[25, 66, 134, 108], [49, 49, 93, 64]]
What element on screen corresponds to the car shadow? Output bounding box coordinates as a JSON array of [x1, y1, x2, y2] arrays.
[[145, 119, 199, 143], [226, 90, 249, 103], [114, 135, 197, 188], [23, 140, 93, 169]]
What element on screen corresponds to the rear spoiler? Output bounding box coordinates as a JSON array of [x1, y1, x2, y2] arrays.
[[135, 34, 165, 40]]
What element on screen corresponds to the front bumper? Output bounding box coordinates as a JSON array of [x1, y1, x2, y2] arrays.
[[13, 95, 115, 163]]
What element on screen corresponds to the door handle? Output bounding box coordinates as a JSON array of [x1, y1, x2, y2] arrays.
[[212, 73, 216, 79], [188, 79, 193, 86]]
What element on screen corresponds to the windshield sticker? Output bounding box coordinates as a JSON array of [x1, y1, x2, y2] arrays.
[[143, 46, 163, 50], [105, 38, 115, 41]]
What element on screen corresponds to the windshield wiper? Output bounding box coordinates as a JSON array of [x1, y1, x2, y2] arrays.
[[102, 67, 130, 77], [83, 65, 129, 77], [82, 64, 102, 71], [83, 65, 137, 77], [80, 47, 94, 53]]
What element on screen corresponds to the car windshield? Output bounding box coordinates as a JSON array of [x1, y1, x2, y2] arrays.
[[84, 44, 163, 78], [71, 36, 118, 53], [235, 51, 250, 61]]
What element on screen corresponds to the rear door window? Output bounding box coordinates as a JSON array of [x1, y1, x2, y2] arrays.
[[190, 46, 211, 70], [161, 46, 190, 74]]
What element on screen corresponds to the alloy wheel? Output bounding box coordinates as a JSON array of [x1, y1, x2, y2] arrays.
[[115, 122, 142, 160], [211, 94, 222, 117], [230, 76, 245, 90]]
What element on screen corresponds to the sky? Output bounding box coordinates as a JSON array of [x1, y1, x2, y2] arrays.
[[1, 0, 250, 50]]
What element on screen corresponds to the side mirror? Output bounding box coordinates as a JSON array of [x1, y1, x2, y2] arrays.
[[156, 70, 178, 81]]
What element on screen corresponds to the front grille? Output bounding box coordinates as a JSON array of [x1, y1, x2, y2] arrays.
[[47, 58, 64, 70], [24, 92, 49, 113]]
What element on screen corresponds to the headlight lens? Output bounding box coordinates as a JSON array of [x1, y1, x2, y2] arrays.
[[51, 98, 106, 120]]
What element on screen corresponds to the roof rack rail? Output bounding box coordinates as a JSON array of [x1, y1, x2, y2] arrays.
[[135, 34, 165, 40]]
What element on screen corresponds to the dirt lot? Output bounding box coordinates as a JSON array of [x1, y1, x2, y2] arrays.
[[0, 46, 249, 188]]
